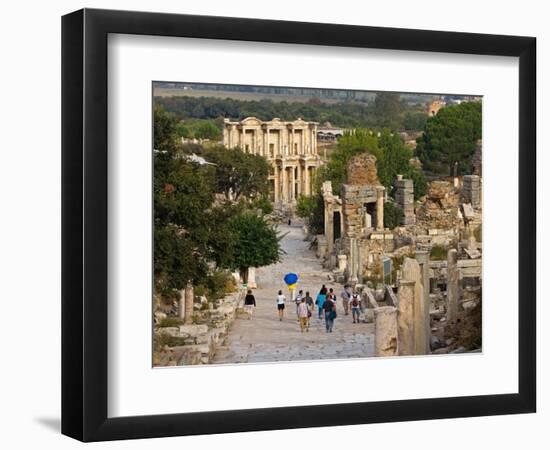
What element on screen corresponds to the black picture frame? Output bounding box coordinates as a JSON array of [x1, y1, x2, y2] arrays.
[[62, 8, 536, 442]]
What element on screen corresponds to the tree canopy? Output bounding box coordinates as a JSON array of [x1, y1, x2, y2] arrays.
[[153, 106, 280, 298], [226, 212, 282, 276], [374, 92, 403, 130], [202, 145, 271, 201], [416, 101, 482, 175]]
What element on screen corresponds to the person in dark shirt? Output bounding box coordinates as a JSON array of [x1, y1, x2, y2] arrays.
[[322, 296, 336, 333], [244, 289, 256, 320]]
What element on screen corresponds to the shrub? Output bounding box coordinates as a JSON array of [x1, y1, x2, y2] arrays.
[[158, 317, 183, 328], [473, 224, 482, 242], [383, 202, 404, 229], [157, 333, 187, 348], [430, 245, 447, 261]]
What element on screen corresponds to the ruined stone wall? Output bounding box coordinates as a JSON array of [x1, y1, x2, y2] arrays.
[[461, 175, 481, 210], [394, 177, 415, 225], [346, 153, 380, 185], [416, 180, 462, 232], [341, 184, 378, 238]]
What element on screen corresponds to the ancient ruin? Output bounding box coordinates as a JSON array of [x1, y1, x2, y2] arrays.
[[223, 117, 323, 203], [315, 149, 483, 356]]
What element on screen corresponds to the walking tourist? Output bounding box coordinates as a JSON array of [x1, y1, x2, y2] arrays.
[[323, 295, 337, 332], [305, 291, 314, 326], [341, 284, 352, 315], [244, 289, 256, 320], [297, 297, 310, 332], [295, 290, 304, 318], [276, 290, 286, 321], [350, 292, 361, 323], [316, 288, 327, 319]]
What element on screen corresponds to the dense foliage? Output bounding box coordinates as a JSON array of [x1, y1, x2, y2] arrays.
[[374, 92, 403, 130], [155, 94, 429, 131], [315, 128, 427, 201], [416, 101, 482, 175], [202, 145, 271, 201], [383, 203, 404, 229], [296, 194, 325, 235], [227, 213, 282, 278], [153, 106, 280, 299]]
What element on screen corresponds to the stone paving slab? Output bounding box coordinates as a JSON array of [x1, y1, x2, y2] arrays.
[[212, 224, 375, 365]]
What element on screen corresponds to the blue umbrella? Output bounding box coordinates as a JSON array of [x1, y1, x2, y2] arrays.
[[284, 273, 298, 286]]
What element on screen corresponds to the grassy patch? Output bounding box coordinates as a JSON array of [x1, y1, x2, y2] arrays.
[[430, 245, 447, 261], [158, 317, 183, 328]]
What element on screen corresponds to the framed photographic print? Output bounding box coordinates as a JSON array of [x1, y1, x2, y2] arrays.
[[62, 8, 536, 442]]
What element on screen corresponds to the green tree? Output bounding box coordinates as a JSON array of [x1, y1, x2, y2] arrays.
[[383, 202, 404, 229], [204, 145, 271, 201], [316, 128, 380, 194], [377, 129, 412, 190], [416, 101, 482, 176], [195, 120, 221, 140], [226, 212, 282, 280], [374, 92, 402, 129], [296, 194, 324, 235], [403, 111, 427, 131]]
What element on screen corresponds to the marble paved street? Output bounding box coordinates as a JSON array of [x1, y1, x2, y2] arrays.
[[212, 223, 375, 364]]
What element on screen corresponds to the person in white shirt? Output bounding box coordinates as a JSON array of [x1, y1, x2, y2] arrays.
[[350, 293, 361, 323], [276, 290, 286, 321]]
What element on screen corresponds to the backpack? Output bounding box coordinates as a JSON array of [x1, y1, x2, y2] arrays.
[[351, 296, 359, 307]]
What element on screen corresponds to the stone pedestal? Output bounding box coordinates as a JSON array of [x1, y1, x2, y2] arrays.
[[247, 267, 257, 289], [337, 254, 348, 272], [397, 280, 415, 356], [394, 177, 416, 225], [462, 175, 481, 209], [446, 249, 459, 323], [374, 306, 398, 357]]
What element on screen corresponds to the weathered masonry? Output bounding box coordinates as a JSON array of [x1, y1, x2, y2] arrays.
[[223, 117, 323, 203]]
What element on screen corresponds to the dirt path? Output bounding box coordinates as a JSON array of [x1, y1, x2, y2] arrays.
[[212, 223, 375, 364]]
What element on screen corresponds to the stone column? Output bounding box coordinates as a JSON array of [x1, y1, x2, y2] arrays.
[[325, 203, 334, 256], [397, 280, 415, 356], [274, 165, 280, 202], [178, 288, 186, 320], [376, 186, 385, 230], [241, 127, 245, 150], [402, 258, 424, 355], [415, 250, 431, 354], [447, 248, 459, 323], [304, 165, 310, 196], [266, 128, 270, 157], [281, 165, 288, 202], [349, 237, 359, 284], [374, 306, 398, 357], [291, 166, 296, 201], [184, 283, 194, 325], [297, 165, 302, 197]]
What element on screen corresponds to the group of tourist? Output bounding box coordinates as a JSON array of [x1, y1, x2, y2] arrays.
[[243, 284, 363, 332], [275, 284, 363, 333]]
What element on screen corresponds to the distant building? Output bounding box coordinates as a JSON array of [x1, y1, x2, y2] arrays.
[[317, 122, 345, 142], [427, 99, 446, 116], [223, 117, 323, 204]]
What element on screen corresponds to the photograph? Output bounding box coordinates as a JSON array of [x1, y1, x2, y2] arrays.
[[152, 82, 483, 366]]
